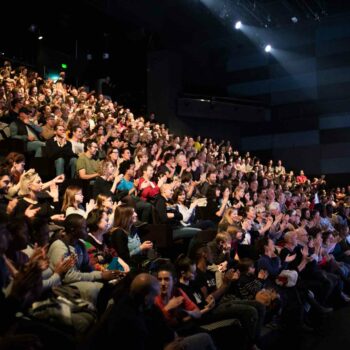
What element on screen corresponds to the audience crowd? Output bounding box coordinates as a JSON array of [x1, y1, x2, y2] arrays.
[[1, 60, 350, 350]]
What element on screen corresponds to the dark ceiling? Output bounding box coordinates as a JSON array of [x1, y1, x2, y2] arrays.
[[4, 0, 350, 60], [1, 0, 350, 106]]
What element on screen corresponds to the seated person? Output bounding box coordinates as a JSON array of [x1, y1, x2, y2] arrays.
[[76, 139, 100, 181], [40, 113, 56, 140], [85, 209, 129, 273], [103, 273, 216, 350], [9, 107, 45, 157], [118, 160, 152, 223], [137, 163, 161, 202], [91, 159, 124, 201], [47, 214, 122, 305], [155, 184, 201, 240], [45, 123, 77, 178], [154, 262, 201, 334], [12, 169, 63, 223], [107, 205, 153, 267], [61, 185, 95, 218]]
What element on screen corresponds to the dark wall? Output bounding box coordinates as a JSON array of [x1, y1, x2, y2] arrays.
[[147, 15, 350, 183], [147, 50, 270, 145], [224, 16, 350, 179]]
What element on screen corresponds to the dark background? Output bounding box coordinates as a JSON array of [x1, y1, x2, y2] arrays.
[[2, 0, 350, 185]]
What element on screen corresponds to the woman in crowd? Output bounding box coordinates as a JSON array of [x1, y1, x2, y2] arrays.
[[12, 169, 64, 222], [5, 152, 65, 198], [95, 193, 117, 226], [108, 205, 153, 267], [218, 207, 242, 232], [154, 262, 202, 334], [173, 186, 214, 230], [85, 208, 129, 273], [62, 185, 95, 218], [201, 185, 230, 226], [92, 159, 125, 201], [105, 147, 119, 168]]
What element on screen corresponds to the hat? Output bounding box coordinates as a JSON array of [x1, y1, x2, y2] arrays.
[[19, 107, 32, 115]]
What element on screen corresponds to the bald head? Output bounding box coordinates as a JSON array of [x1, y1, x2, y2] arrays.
[[130, 273, 160, 306]]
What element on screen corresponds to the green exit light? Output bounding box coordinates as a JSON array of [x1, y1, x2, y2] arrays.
[[61, 63, 67, 69]]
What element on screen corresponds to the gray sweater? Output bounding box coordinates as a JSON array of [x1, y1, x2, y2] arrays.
[[48, 239, 102, 284]]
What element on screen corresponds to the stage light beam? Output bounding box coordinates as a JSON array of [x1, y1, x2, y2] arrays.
[[265, 44, 272, 53], [235, 21, 242, 30]]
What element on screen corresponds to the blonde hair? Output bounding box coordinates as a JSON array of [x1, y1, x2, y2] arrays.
[[218, 208, 239, 231], [18, 169, 40, 196], [98, 159, 114, 176], [61, 185, 82, 212]]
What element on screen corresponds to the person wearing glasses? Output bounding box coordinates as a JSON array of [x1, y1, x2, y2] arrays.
[[76, 139, 100, 181]]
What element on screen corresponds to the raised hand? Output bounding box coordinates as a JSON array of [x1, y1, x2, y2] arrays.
[[86, 199, 96, 213], [50, 214, 65, 221], [114, 173, 124, 183], [24, 204, 40, 219], [140, 180, 150, 190], [53, 174, 65, 184], [285, 253, 297, 263], [140, 241, 153, 251], [204, 294, 216, 311], [165, 296, 184, 311], [6, 198, 18, 215], [101, 270, 126, 281], [10, 263, 43, 306], [301, 245, 309, 259], [46, 183, 59, 201], [258, 269, 269, 280], [29, 245, 49, 271], [54, 256, 76, 276]]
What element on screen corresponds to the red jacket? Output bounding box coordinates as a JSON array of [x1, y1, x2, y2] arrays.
[[138, 177, 160, 201]]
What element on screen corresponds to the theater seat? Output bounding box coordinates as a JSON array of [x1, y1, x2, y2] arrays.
[[200, 318, 245, 350], [187, 228, 217, 259], [138, 223, 173, 251], [0, 139, 10, 156], [28, 146, 56, 181], [8, 138, 27, 153]]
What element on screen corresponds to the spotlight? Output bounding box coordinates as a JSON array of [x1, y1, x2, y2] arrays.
[[38, 36, 43, 40], [264, 44, 272, 53], [102, 53, 109, 60], [28, 24, 37, 33], [235, 21, 242, 30], [291, 16, 298, 23]]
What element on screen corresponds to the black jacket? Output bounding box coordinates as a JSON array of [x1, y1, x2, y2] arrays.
[[45, 138, 76, 160]]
